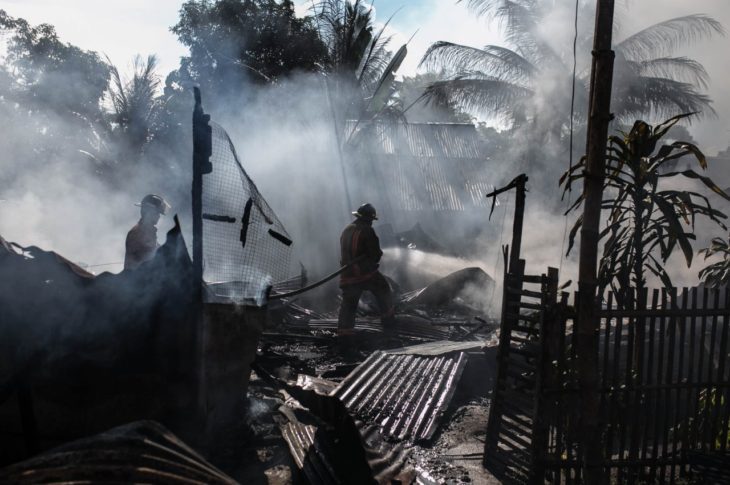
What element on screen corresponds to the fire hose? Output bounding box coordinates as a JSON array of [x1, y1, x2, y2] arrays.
[[268, 255, 365, 301]]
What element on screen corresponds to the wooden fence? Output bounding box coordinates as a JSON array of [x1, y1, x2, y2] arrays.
[[484, 262, 730, 484], [484, 259, 559, 483]]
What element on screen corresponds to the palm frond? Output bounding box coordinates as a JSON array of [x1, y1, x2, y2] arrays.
[[421, 74, 532, 121], [498, 1, 540, 56], [358, 9, 396, 83], [617, 14, 725, 62], [613, 76, 716, 122], [358, 36, 393, 89], [462, 0, 534, 19], [106, 54, 161, 130], [419, 41, 535, 84], [462, 1, 540, 56], [630, 57, 710, 89]]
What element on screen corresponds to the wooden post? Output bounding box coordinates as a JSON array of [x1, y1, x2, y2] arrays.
[[483, 249, 522, 473], [192, 88, 212, 417], [530, 267, 560, 484], [510, 174, 527, 273], [486, 173, 528, 273], [576, 0, 616, 482], [192, 87, 212, 305]]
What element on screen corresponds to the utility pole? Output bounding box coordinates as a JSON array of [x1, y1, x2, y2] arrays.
[[577, 1, 616, 482]]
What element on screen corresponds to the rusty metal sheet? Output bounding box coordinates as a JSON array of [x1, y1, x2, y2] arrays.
[[332, 350, 468, 442]]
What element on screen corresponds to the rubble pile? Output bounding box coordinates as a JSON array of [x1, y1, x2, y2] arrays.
[[248, 262, 501, 484], [1, 225, 502, 483]]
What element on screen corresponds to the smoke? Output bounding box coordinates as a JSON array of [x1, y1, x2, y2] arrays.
[[209, 74, 351, 276], [1, 1, 728, 301], [0, 100, 188, 273]]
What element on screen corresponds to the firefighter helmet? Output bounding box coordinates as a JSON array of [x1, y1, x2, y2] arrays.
[[352, 203, 378, 221], [135, 194, 170, 215]]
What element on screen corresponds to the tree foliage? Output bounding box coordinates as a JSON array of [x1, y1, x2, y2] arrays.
[[106, 55, 163, 162], [313, 0, 408, 123], [314, 0, 391, 88], [396, 73, 473, 123], [171, 0, 328, 96], [420, 1, 723, 131], [699, 235, 730, 288], [0, 10, 109, 122], [0, 10, 112, 182], [561, 114, 730, 301]]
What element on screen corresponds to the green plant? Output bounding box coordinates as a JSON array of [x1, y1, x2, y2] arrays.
[[106, 55, 162, 161], [673, 388, 730, 451], [699, 235, 730, 287], [562, 113, 730, 302]]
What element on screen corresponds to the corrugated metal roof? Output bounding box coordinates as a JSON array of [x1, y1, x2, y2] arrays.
[[345, 121, 494, 212], [348, 122, 486, 159], [332, 350, 468, 442]]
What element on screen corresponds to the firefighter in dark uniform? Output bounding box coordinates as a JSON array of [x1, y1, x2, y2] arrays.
[[337, 203, 395, 337], [124, 194, 170, 270]]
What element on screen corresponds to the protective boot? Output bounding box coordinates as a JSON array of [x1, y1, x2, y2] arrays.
[[336, 327, 356, 352]]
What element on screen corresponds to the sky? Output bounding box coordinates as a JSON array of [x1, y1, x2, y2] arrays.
[[2, 0, 729, 152]]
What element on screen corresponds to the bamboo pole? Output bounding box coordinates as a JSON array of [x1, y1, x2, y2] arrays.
[[576, 0, 616, 482]]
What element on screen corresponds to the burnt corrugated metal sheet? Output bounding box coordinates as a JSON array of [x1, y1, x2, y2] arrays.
[[306, 317, 453, 341], [280, 418, 420, 485], [0, 421, 237, 484], [345, 121, 494, 213], [385, 340, 485, 356], [332, 350, 468, 442]]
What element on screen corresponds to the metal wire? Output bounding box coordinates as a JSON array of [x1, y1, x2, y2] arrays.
[[488, 191, 510, 313], [202, 122, 293, 306]]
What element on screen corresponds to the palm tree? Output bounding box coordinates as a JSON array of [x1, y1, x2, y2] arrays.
[[106, 54, 162, 162], [313, 0, 406, 120], [419, 0, 723, 133]]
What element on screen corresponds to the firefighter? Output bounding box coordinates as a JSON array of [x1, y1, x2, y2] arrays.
[[124, 194, 170, 270], [337, 203, 395, 338]]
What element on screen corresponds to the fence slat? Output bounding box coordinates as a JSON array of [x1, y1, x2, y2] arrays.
[[601, 292, 614, 463], [661, 287, 679, 485], [683, 287, 698, 475], [617, 290, 636, 484], [651, 289, 668, 483], [541, 286, 730, 484], [641, 289, 661, 481], [710, 288, 730, 453], [608, 291, 624, 469], [669, 288, 689, 484], [696, 288, 710, 451], [704, 289, 721, 451], [628, 287, 648, 483], [719, 288, 730, 454]]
